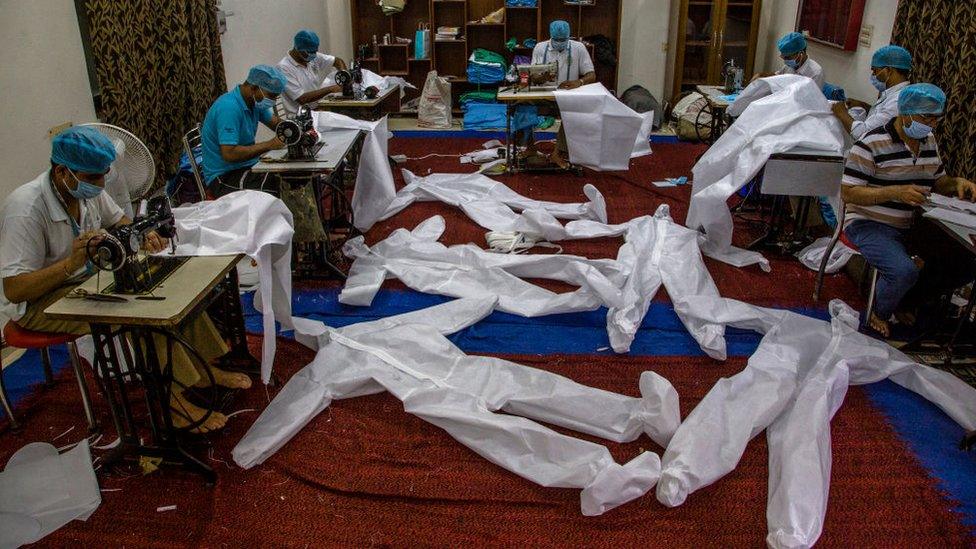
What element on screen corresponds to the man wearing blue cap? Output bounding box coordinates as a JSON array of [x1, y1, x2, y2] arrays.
[[773, 31, 824, 88], [277, 29, 347, 114], [832, 45, 912, 140], [842, 83, 976, 337], [201, 64, 289, 197], [528, 20, 596, 168], [0, 126, 250, 431]]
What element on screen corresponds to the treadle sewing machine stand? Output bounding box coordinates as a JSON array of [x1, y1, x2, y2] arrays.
[[497, 85, 583, 176], [46, 254, 254, 484]]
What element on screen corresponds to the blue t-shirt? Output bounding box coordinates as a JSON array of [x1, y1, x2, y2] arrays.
[[201, 86, 273, 183]]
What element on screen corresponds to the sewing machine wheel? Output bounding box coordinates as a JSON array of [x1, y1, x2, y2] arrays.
[[694, 104, 715, 144], [319, 178, 356, 273], [87, 234, 127, 272], [334, 70, 351, 86], [276, 120, 303, 146]]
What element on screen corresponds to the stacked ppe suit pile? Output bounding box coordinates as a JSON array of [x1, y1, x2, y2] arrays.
[[657, 296, 976, 548], [466, 48, 507, 84], [685, 75, 846, 270]]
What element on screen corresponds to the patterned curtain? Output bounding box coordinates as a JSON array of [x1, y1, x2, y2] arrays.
[[892, 0, 976, 179], [83, 0, 227, 188]]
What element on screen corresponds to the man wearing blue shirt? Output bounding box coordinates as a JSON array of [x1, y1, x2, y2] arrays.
[[202, 65, 288, 197]]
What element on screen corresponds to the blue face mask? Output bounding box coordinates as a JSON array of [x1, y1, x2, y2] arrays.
[[551, 39, 568, 52], [784, 58, 799, 70], [904, 117, 933, 140], [870, 74, 886, 92], [255, 95, 275, 111], [66, 169, 103, 200], [303, 51, 317, 64]]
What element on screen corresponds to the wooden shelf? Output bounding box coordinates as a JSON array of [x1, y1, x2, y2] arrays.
[[409, 57, 432, 62], [467, 22, 504, 26], [435, 39, 466, 43]]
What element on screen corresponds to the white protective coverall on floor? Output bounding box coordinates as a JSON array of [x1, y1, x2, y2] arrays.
[[553, 83, 654, 171], [380, 170, 609, 226], [232, 296, 681, 516], [685, 75, 846, 271], [313, 111, 396, 231], [339, 215, 629, 317], [656, 296, 976, 549], [165, 191, 296, 384]]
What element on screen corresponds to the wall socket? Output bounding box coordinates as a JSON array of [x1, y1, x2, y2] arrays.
[[859, 24, 873, 48], [48, 122, 72, 138]]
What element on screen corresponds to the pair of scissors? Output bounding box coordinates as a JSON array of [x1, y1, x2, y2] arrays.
[[66, 287, 128, 303]]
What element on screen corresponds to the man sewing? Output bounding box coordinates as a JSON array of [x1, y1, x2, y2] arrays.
[[832, 45, 912, 140], [277, 29, 348, 114], [202, 64, 288, 197], [525, 20, 596, 169], [841, 83, 976, 337], [0, 127, 251, 432]]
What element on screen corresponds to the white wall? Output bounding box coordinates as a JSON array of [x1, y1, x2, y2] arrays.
[[756, 0, 899, 102], [0, 0, 98, 196], [618, 0, 672, 99]]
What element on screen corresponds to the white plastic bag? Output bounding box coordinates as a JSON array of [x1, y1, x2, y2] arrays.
[[418, 71, 452, 129]]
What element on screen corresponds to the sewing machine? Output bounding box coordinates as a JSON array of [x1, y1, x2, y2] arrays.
[[514, 63, 558, 92], [276, 107, 323, 160], [87, 195, 185, 295]]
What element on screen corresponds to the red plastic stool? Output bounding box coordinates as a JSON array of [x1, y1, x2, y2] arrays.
[[0, 322, 96, 431]]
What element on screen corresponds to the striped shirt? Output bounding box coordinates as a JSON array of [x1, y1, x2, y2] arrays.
[[842, 118, 945, 228]]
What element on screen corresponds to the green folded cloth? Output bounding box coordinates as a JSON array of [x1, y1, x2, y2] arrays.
[[470, 48, 507, 68], [459, 90, 498, 104], [506, 38, 518, 52], [536, 116, 555, 130]]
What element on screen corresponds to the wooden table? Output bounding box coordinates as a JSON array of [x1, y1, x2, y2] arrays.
[[496, 86, 580, 175], [314, 85, 400, 120], [253, 128, 365, 279], [46, 254, 254, 483]]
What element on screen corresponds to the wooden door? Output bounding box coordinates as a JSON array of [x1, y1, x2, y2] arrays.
[[714, 0, 761, 80], [673, 0, 724, 95]]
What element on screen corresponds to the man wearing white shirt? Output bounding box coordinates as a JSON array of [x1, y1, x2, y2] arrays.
[[527, 20, 596, 168], [832, 45, 912, 140], [277, 29, 347, 114]]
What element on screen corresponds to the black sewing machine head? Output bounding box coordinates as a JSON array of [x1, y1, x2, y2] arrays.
[[334, 61, 364, 99], [275, 106, 322, 160], [88, 195, 185, 295]]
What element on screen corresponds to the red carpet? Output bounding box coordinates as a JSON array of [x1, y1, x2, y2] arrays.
[[3, 336, 970, 547]]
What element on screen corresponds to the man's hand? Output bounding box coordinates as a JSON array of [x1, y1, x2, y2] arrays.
[[324, 84, 342, 95], [845, 98, 870, 110], [267, 136, 287, 151], [558, 79, 582, 90], [141, 230, 168, 254], [955, 178, 976, 201], [68, 230, 104, 272], [887, 184, 931, 206], [830, 101, 849, 116]]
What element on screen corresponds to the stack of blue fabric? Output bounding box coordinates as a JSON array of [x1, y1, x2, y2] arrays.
[[466, 49, 507, 84]]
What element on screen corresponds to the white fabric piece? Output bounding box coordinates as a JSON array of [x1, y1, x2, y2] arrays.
[[166, 191, 295, 384], [312, 111, 395, 231], [631, 111, 655, 159], [339, 216, 628, 317], [688, 75, 845, 271], [233, 297, 679, 515], [322, 68, 415, 99], [0, 442, 100, 548], [554, 83, 648, 171], [381, 170, 608, 225], [775, 57, 825, 89], [796, 236, 858, 274], [657, 296, 976, 548]]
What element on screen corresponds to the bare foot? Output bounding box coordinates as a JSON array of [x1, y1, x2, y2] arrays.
[[868, 313, 890, 338], [550, 151, 570, 170], [170, 391, 227, 433], [195, 366, 253, 390]]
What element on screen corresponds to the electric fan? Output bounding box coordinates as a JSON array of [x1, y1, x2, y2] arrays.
[[78, 123, 155, 218]]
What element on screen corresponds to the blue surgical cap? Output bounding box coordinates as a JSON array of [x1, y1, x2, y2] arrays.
[[898, 83, 946, 116], [294, 29, 320, 52], [51, 126, 116, 174], [777, 32, 807, 56], [246, 64, 287, 95], [871, 45, 912, 71], [550, 20, 570, 40]]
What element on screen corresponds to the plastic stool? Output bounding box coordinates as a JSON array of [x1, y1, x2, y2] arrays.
[[0, 323, 96, 431]]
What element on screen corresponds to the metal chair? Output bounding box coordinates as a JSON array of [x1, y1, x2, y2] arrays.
[[0, 323, 97, 431], [181, 124, 209, 202], [813, 202, 878, 321]]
